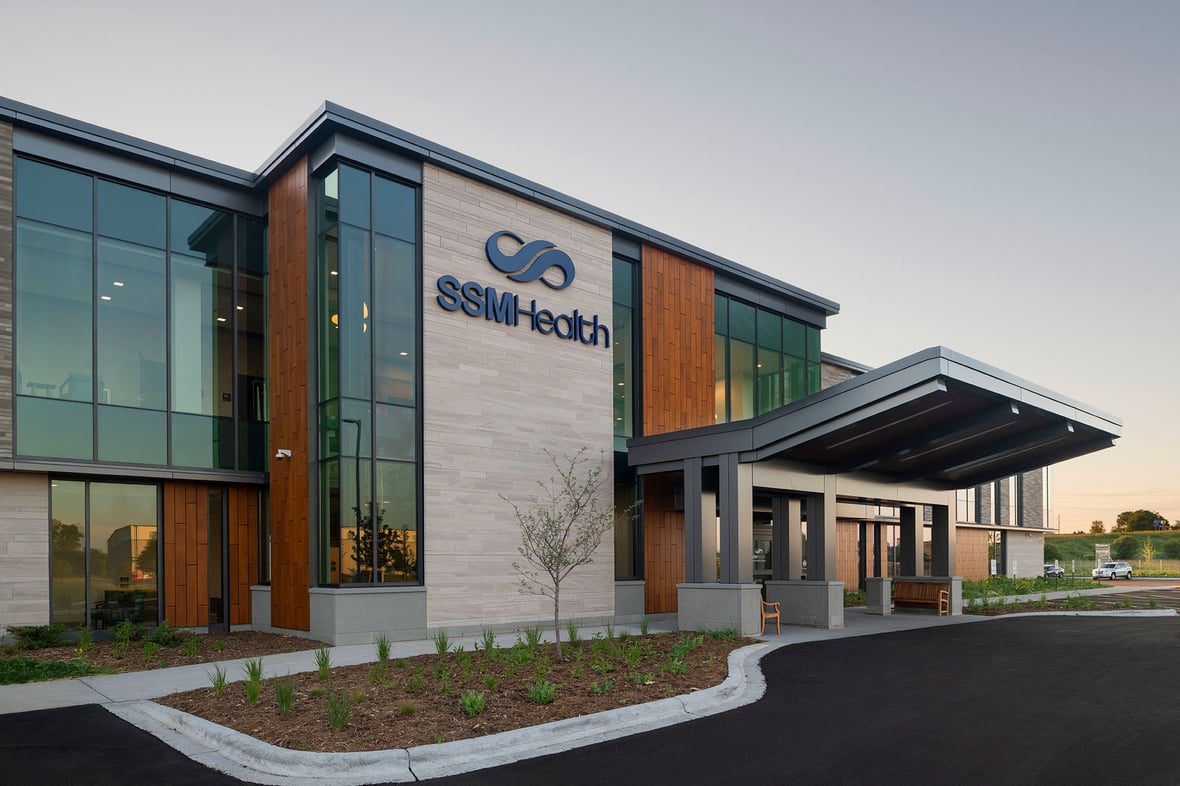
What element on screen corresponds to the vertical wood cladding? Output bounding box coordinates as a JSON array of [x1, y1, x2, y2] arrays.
[[956, 528, 989, 580], [227, 486, 260, 626], [641, 246, 715, 436], [267, 160, 311, 631], [642, 474, 684, 614], [163, 481, 208, 628]]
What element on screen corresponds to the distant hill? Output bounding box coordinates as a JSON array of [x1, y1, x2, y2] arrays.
[[1046, 531, 1180, 564]]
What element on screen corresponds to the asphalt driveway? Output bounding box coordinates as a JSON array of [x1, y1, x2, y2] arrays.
[[3, 615, 1179, 785]]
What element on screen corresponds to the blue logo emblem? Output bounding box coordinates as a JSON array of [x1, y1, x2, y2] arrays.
[[485, 231, 575, 290]]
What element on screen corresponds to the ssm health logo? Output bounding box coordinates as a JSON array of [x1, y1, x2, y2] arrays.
[[484, 230, 575, 290]]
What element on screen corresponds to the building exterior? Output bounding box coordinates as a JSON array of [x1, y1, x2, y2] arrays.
[[0, 97, 1121, 641]]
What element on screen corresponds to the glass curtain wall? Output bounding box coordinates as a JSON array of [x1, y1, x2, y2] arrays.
[[713, 293, 821, 423], [50, 480, 160, 629], [612, 255, 640, 579], [317, 163, 420, 585], [13, 158, 268, 470]]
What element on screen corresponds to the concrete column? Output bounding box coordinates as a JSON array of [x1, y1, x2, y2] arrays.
[[718, 453, 753, 583], [873, 523, 883, 578], [931, 504, 956, 576], [865, 577, 892, 615], [804, 477, 837, 581], [900, 506, 923, 576]]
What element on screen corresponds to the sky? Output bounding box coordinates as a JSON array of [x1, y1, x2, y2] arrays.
[[2, 1, 1176, 533]]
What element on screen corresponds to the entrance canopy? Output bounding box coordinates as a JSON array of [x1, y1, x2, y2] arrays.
[[628, 347, 1120, 488]]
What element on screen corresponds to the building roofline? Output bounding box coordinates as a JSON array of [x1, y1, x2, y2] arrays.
[[2, 95, 839, 317]]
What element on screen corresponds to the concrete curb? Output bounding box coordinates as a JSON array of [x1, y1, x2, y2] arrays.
[[106, 641, 778, 785]]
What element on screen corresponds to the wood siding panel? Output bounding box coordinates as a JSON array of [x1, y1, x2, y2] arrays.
[[227, 486, 260, 626], [957, 528, 990, 581], [642, 474, 684, 613], [267, 160, 311, 631], [641, 246, 715, 436], [161, 481, 208, 628]]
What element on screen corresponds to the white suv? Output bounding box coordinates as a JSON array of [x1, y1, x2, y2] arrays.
[[1092, 561, 1133, 580]]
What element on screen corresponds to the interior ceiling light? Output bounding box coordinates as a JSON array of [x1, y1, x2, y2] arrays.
[[112, 281, 125, 287], [216, 316, 228, 323], [100, 295, 112, 301]]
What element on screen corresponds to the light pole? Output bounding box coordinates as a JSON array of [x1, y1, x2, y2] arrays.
[[341, 417, 363, 581]]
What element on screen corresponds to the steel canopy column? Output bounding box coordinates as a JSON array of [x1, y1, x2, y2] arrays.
[[718, 453, 753, 583], [771, 496, 803, 581], [931, 504, 955, 576], [681, 457, 714, 583], [900, 506, 923, 576], [804, 477, 837, 581]]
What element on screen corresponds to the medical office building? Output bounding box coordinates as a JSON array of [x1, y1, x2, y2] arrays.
[[0, 97, 1121, 641]]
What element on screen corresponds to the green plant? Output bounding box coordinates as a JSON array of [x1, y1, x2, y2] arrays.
[[140, 641, 162, 664], [180, 637, 200, 657], [10, 623, 67, 650], [590, 656, 614, 675], [324, 691, 351, 731], [1149, 598, 1159, 609], [375, 633, 391, 662], [459, 690, 486, 718], [533, 654, 552, 681], [478, 629, 497, 652], [275, 678, 296, 715], [314, 647, 332, 681], [434, 734, 447, 745], [208, 664, 228, 696], [112, 620, 138, 657], [404, 671, 426, 694], [243, 657, 265, 683], [432, 628, 450, 655], [566, 619, 581, 646], [148, 620, 186, 647], [308, 687, 325, 698], [709, 627, 739, 640], [398, 702, 417, 716], [591, 678, 613, 695], [527, 678, 556, 705], [605, 622, 615, 640], [0, 657, 101, 685], [623, 641, 645, 669], [73, 627, 94, 659], [628, 672, 655, 685], [639, 618, 649, 636], [484, 674, 500, 691], [213, 639, 226, 652], [524, 626, 543, 649], [369, 661, 390, 684], [245, 679, 261, 706]]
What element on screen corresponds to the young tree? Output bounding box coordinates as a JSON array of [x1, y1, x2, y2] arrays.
[[504, 447, 625, 661], [1089, 520, 1105, 534]]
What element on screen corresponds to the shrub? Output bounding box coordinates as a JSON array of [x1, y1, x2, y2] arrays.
[[140, 642, 162, 664], [478, 629, 497, 653], [1112, 535, 1139, 560], [208, 664, 228, 696], [11, 623, 67, 650], [565, 620, 581, 647], [431, 629, 450, 656], [459, 690, 486, 718], [374, 633, 391, 662], [324, 691, 351, 731], [275, 678, 296, 715], [180, 637, 200, 657], [0, 657, 97, 684], [314, 647, 332, 681], [523, 626, 543, 649], [148, 620, 187, 647], [527, 679, 556, 705], [243, 657, 264, 682], [74, 627, 94, 659]]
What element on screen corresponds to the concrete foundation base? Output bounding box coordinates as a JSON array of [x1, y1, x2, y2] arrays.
[[250, 585, 271, 629], [865, 577, 892, 615], [614, 580, 645, 624], [676, 583, 763, 636], [308, 586, 428, 645], [764, 580, 845, 629]]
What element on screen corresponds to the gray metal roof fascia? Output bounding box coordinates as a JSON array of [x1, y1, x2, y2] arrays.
[[821, 352, 874, 374], [0, 95, 256, 187], [261, 102, 840, 317]]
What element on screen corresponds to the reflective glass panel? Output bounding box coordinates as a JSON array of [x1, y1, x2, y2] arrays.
[[320, 459, 341, 583], [373, 175, 415, 242], [374, 460, 417, 582], [238, 217, 268, 471], [88, 483, 158, 628], [784, 355, 807, 403], [171, 413, 233, 468], [15, 220, 93, 402], [714, 334, 728, 423], [97, 180, 166, 248], [613, 257, 634, 306], [17, 397, 92, 459], [16, 159, 92, 231], [613, 304, 633, 443], [783, 319, 806, 359], [730, 340, 755, 421], [714, 294, 728, 335], [339, 399, 373, 458], [319, 225, 339, 401], [729, 300, 756, 343], [756, 348, 782, 414], [373, 234, 415, 405], [50, 480, 87, 627], [338, 225, 372, 399], [340, 457, 375, 583], [97, 406, 167, 464], [807, 325, 821, 362], [757, 309, 781, 350], [338, 165, 371, 229], [375, 403, 415, 461], [98, 238, 166, 409]]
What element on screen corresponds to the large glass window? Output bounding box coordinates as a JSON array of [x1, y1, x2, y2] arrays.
[[13, 158, 267, 469], [613, 256, 638, 451], [51, 479, 159, 630], [317, 164, 420, 585], [713, 293, 823, 423]]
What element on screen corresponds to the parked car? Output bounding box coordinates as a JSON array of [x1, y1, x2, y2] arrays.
[[1092, 561, 1133, 580], [1043, 564, 1065, 578]]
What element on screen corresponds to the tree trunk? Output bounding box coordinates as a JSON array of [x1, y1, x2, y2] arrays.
[[553, 584, 563, 661]]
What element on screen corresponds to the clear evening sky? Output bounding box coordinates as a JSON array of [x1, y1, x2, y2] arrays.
[[3, 1, 1175, 532]]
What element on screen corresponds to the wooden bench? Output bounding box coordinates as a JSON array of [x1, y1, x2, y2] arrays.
[[893, 581, 950, 616], [760, 599, 781, 635]]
